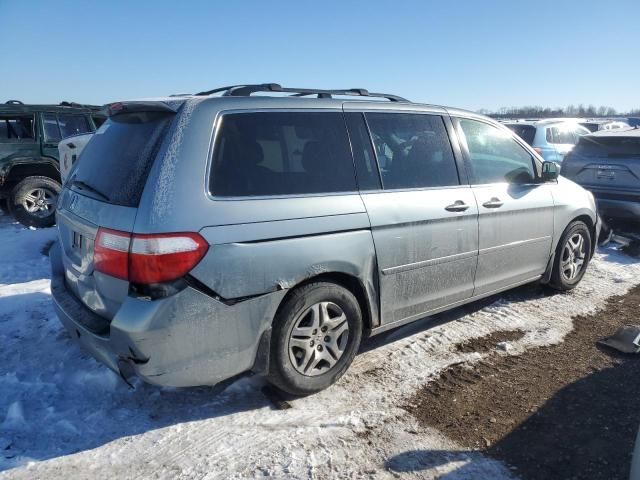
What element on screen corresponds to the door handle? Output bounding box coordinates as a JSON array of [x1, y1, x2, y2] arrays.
[[445, 200, 470, 212], [482, 197, 504, 208]]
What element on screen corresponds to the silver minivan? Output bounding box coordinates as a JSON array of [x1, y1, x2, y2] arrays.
[[51, 84, 599, 395]]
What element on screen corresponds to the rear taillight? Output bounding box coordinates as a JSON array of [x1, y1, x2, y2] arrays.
[[533, 147, 543, 155], [94, 228, 208, 284], [94, 228, 131, 280]]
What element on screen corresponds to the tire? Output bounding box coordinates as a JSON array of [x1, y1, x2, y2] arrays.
[[8, 176, 61, 228], [267, 282, 363, 396], [549, 220, 592, 291]]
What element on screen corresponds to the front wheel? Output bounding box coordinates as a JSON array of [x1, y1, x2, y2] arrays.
[[267, 282, 363, 396], [8, 176, 61, 228], [550, 220, 592, 291]]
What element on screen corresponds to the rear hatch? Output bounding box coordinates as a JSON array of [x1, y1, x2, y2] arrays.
[[56, 102, 178, 328], [562, 132, 640, 195]]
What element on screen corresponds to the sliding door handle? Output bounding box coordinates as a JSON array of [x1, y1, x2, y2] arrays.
[[445, 200, 470, 212], [482, 197, 504, 208]]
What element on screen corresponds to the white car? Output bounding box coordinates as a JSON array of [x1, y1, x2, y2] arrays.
[[58, 132, 94, 184]]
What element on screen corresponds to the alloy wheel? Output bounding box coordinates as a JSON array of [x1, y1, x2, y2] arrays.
[[561, 232, 586, 281], [20, 187, 56, 218], [288, 301, 350, 377]]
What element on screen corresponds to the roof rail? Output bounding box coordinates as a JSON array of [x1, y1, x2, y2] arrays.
[[5, 100, 23, 105], [194, 83, 409, 102], [59, 101, 83, 107]]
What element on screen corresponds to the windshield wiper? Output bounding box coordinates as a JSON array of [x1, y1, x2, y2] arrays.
[[71, 180, 110, 202]]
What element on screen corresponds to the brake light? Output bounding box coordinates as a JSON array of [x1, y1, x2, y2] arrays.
[[94, 228, 208, 284], [94, 228, 130, 280], [533, 147, 543, 155]]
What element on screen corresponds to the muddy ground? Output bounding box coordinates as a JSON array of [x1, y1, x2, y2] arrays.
[[407, 284, 640, 480]]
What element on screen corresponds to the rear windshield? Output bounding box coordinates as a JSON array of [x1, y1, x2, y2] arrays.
[[210, 112, 356, 197], [505, 124, 536, 145], [574, 136, 640, 157], [71, 111, 173, 206]]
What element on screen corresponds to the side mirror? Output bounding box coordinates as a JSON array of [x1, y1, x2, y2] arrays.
[[541, 161, 559, 181]]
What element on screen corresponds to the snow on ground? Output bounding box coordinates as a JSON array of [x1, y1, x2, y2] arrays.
[[1, 211, 639, 480]]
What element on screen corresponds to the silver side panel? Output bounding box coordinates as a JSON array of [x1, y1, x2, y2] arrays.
[[360, 187, 479, 324], [191, 228, 380, 327], [472, 183, 554, 296]]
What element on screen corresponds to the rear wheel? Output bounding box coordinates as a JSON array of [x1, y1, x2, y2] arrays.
[[267, 282, 363, 396], [550, 220, 592, 290], [8, 176, 61, 228]]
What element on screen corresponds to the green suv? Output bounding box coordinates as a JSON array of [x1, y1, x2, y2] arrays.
[[0, 100, 104, 227]]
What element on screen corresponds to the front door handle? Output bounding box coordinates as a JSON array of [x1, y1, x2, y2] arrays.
[[482, 197, 504, 208], [445, 200, 470, 212]]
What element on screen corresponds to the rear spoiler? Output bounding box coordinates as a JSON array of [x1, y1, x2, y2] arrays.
[[106, 101, 182, 117]]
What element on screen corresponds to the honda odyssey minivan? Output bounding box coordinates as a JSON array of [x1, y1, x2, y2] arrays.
[[51, 84, 599, 395]]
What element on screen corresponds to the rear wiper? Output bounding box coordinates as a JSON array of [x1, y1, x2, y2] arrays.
[[71, 180, 110, 202]]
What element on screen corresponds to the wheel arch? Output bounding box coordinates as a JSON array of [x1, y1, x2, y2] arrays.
[[252, 270, 377, 377], [277, 272, 375, 333], [1, 158, 61, 188]]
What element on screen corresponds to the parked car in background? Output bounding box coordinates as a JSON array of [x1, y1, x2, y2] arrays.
[[51, 84, 599, 396], [504, 120, 590, 164], [579, 119, 630, 132], [562, 127, 640, 226], [0, 100, 100, 227], [58, 132, 94, 184]]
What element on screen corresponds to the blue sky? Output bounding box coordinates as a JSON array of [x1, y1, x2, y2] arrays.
[[1, 0, 638, 111]]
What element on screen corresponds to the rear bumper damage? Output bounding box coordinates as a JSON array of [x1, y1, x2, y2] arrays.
[[50, 242, 286, 387]]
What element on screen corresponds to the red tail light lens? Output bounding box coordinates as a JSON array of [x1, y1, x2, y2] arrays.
[[129, 233, 209, 284], [94, 228, 131, 280], [533, 147, 543, 155], [94, 229, 208, 284]]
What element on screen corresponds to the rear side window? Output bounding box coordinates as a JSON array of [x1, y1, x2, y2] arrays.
[[0, 115, 35, 142], [42, 112, 93, 142], [42, 113, 61, 142], [364, 113, 459, 189], [459, 119, 536, 184], [505, 124, 536, 145], [546, 125, 589, 144], [71, 111, 173, 207], [210, 112, 356, 197], [58, 114, 92, 139], [344, 112, 381, 190]]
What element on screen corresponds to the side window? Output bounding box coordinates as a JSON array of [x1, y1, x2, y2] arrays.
[[0, 116, 35, 142], [365, 113, 459, 189], [344, 112, 381, 190], [210, 112, 357, 197], [42, 113, 61, 142], [546, 125, 588, 145], [58, 114, 92, 139], [458, 119, 536, 185]]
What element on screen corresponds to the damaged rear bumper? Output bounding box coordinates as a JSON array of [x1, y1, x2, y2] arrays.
[[50, 241, 286, 387]]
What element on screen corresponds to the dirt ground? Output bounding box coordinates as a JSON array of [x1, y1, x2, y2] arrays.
[[406, 284, 640, 480]]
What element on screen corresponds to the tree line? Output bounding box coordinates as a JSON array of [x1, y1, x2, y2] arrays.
[[479, 105, 640, 119]]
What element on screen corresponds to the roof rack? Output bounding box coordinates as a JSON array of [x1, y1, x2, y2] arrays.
[[194, 83, 409, 102]]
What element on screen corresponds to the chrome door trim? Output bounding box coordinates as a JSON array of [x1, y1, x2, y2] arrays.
[[382, 250, 477, 275], [478, 235, 552, 256]]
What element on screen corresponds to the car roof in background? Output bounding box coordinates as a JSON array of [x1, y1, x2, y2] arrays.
[[504, 119, 586, 127], [587, 126, 640, 137], [0, 101, 103, 114]]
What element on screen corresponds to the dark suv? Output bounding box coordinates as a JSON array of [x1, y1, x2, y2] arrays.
[[0, 100, 103, 227]]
